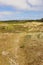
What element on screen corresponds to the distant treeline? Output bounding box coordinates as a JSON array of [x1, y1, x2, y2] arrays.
[[34, 18, 43, 22], [0, 18, 43, 23]]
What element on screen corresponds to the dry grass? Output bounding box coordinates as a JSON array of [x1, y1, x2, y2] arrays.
[[0, 22, 43, 65]]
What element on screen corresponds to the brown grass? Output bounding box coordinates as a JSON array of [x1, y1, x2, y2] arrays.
[[0, 22, 43, 65]]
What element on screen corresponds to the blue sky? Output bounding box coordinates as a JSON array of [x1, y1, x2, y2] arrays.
[[0, 0, 43, 20]]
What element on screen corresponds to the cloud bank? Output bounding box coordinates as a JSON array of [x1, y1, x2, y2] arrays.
[[0, 0, 43, 11], [0, 0, 43, 20]]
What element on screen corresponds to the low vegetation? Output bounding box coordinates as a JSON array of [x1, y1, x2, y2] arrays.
[[0, 19, 43, 65]]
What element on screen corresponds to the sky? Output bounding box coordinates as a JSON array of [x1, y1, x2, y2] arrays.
[[0, 0, 43, 20]]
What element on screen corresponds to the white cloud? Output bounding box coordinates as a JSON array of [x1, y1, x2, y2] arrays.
[[28, 0, 43, 6], [0, 11, 14, 20], [0, 0, 43, 10], [0, 11, 21, 15], [0, 11, 24, 20], [0, 0, 27, 9], [0, 11, 13, 16]]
